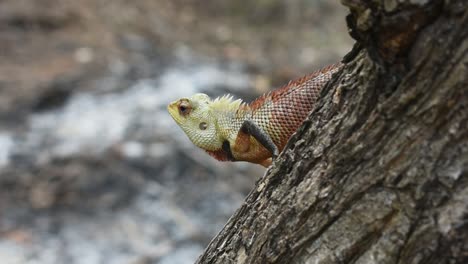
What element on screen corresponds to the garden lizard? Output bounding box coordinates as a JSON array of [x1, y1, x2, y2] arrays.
[[168, 63, 342, 167]]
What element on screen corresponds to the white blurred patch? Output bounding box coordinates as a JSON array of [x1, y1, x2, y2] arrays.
[[0, 133, 13, 168], [121, 141, 145, 159], [74, 47, 94, 64], [0, 241, 26, 264]]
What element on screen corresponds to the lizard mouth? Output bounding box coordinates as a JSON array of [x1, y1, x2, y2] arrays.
[[167, 101, 182, 124]]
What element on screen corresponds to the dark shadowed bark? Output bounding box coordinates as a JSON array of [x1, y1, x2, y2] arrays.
[[196, 0, 467, 263]]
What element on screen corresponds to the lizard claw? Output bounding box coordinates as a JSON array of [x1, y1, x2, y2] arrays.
[[272, 149, 279, 160]]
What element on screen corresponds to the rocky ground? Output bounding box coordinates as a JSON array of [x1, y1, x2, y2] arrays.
[[0, 1, 352, 263]]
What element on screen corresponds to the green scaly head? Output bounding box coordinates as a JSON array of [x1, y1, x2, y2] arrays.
[[167, 93, 223, 151]]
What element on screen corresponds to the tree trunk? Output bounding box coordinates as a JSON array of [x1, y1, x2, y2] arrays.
[[196, 0, 468, 263]]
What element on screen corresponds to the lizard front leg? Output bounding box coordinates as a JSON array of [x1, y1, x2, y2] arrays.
[[236, 120, 279, 159], [222, 140, 236, 161]]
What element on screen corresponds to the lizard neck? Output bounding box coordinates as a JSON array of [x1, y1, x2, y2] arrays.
[[209, 96, 249, 148]]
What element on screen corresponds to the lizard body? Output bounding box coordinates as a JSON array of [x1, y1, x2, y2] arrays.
[[168, 63, 342, 167]]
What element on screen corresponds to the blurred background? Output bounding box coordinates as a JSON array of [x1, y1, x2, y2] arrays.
[[0, 1, 352, 263]]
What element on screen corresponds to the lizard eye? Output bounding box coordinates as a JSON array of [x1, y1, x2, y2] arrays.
[[199, 122, 208, 130], [178, 100, 192, 116]]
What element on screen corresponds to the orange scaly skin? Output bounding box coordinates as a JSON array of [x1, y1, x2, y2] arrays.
[[208, 63, 343, 166]]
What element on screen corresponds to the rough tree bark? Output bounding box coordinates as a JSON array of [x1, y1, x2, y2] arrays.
[[197, 1, 467, 263]]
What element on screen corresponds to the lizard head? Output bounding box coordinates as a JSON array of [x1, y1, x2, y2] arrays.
[[167, 93, 222, 151]]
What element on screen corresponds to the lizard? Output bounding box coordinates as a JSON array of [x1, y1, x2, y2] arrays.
[[167, 63, 342, 167]]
